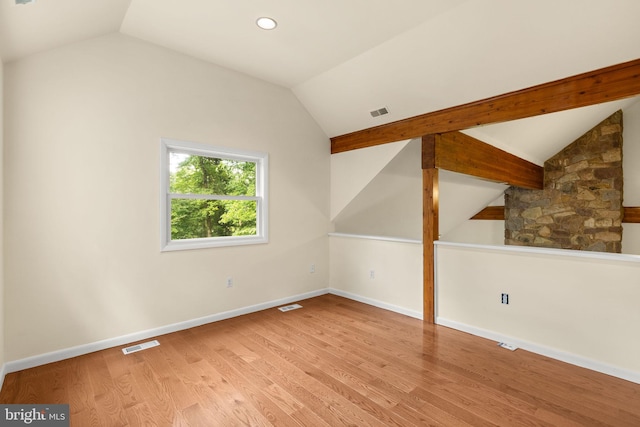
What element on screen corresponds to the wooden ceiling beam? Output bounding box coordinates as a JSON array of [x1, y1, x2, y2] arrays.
[[471, 206, 505, 220], [331, 58, 640, 154], [623, 207, 640, 223], [472, 206, 640, 223], [432, 131, 543, 189]]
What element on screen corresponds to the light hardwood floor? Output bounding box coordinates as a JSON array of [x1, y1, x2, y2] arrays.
[[1, 294, 639, 426]]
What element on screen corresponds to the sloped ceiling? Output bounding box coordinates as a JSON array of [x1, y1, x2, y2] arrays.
[[331, 139, 410, 220], [119, 0, 465, 88], [1, 0, 639, 163], [332, 139, 508, 240], [294, 0, 640, 139], [463, 98, 639, 166], [0, 0, 131, 61]]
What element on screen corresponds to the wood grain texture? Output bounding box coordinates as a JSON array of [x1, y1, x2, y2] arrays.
[[474, 206, 640, 222], [1, 294, 640, 426], [331, 58, 640, 153], [472, 206, 506, 220], [421, 134, 436, 169], [422, 164, 438, 325], [435, 131, 543, 189], [623, 207, 640, 223]]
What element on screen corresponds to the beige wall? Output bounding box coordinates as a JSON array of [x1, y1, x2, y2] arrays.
[[3, 34, 330, 361], [330, 139, 410, 221], [0, 60, 5, 371], [436, 243, 640, 382], [329, 235, 422, 318], [623, 100, 640, 254], [332, 139, 421, 240], [441, 219, 505, 246]]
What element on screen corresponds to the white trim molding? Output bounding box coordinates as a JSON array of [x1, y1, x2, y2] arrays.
[[329, 232, 421, 245], [3, 289, 328, 375], [329, 288, 423, 320], [434, 240, 640, 264], [436, 317, 640, 385], [0, 364, 6, 392], [2, 286, 636, 389], [0, 288, 422, 384], [160, 138, 269, 252]]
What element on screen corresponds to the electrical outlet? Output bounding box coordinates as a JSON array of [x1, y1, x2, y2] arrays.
[[226, 277, 233, 288], [501, 293, 509, 304], [310, 264, 315, 273], [370, 270, 375, 280]]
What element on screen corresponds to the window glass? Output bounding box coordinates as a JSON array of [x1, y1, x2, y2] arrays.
[[161, 139, 268, 251]]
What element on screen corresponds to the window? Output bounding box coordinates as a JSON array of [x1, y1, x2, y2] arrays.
[[160, 138, 268, 251]]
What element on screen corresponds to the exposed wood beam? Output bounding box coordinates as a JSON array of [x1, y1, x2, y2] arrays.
[[422, 136, 438, 324], [473, 206, 640, 223], [421, 131, 539, 322], [331, 58, 640, 154], [471, 206, 505, 220], [422, 134, 436, 169], [435, 131, 543, 189], [622, 207, 640, 223]]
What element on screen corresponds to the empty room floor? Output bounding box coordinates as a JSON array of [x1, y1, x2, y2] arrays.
[[1, 294, 639, 426]]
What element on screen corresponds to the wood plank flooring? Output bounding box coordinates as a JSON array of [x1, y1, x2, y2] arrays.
[[1, 294, 640, 426]]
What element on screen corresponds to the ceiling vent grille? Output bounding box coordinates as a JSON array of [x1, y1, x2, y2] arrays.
[[15, 0, 36, 5], [370, 107, 389, 117]]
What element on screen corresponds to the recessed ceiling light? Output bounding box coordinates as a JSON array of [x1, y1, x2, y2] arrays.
[[256, 17, 277, 30]]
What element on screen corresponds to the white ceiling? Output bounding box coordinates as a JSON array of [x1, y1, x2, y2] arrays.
[[119, 0, 466, 88], [1, 0, 640, 162], [0, 0, 131, 61]]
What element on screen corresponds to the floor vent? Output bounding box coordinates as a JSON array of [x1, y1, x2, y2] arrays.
[[497, 342, 518, 351], [278, 303, 303, 312], [122, 340, 160, 355], [370, 107, 389, 117]]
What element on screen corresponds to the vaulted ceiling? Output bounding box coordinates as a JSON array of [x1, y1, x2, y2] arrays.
[[1, 0, 640, 163]]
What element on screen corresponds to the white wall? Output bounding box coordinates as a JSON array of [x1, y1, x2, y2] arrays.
[[623, 100, 640, 254], [333, 169, 422, 240], [441, 220, 505, 246], [330, 139, 409, 221], [441, 194, 505, 245], [436, 242, 640, 383], [330, 235, 422, 318], [0, 60, 5, 375], [3, 34, 330, 361], [332, 138, 422, 240]]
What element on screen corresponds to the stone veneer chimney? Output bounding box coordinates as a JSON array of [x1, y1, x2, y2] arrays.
[[504, 110, 623, 253]]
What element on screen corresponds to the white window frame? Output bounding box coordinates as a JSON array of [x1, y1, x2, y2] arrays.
[[160, 138, 268, 251]]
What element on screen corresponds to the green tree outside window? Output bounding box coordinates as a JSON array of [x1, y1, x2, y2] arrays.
[[169, 154, 257, 240]]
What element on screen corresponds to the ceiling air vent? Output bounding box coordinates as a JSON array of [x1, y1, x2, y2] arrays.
[[370, 107, 389, 118], [15, 0, 36, 5]]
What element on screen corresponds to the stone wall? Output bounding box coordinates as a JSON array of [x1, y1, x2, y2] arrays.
[[505, 110, 623, 253]]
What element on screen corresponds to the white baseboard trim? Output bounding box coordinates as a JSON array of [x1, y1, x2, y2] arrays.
[[329, 288, 423, 320], [436, 317, 640, 385], [0, 363, 6, 392], [12, 291, 634, 388], [3, 289, 330, 376]]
